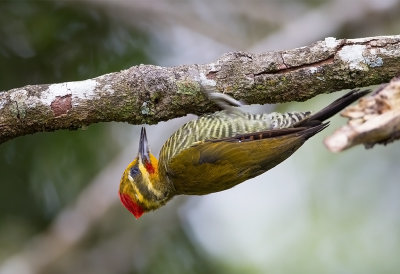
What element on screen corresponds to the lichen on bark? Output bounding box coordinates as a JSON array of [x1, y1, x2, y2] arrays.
[[1, 35, 400, 144]]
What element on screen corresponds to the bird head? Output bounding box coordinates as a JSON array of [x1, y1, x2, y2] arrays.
[[119, 127, 161, 219]]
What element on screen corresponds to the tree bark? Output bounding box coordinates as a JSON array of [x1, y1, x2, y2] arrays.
[[1, 35, 400, 144], [325, 76, 400, 152]]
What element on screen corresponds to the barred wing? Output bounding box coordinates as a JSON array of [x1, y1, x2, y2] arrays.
[[164, 124, 326, 195]]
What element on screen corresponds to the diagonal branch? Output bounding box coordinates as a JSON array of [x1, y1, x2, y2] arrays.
[[1, 35, 400, 144]]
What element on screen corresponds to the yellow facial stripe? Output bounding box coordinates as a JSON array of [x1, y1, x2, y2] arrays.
[[121, 154, 163, 209], [138, 159, 162, 198], [131, 183, 145, 204]]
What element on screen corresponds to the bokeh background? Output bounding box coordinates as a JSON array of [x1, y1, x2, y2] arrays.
[[1, 1, 400, 273]]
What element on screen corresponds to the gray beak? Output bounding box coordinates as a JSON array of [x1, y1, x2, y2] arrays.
[[138, 127, 150, 163]]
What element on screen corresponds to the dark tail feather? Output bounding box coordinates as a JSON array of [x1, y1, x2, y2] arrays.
[[295, 89, 370, 127], [300, 122, 330, 140]]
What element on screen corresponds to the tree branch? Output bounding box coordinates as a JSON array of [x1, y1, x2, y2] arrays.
[[1, 35, 400, 144], [325, 76, 400, 152]]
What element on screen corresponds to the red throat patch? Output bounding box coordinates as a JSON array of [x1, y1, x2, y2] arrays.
[[119, 192, 144, 219], [145, 162, 155, 174]]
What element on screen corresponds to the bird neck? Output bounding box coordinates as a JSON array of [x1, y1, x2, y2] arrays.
[[140, 154, 175, 208]]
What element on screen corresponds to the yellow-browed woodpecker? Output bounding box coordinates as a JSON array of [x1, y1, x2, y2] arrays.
[[119, 90, 369, 218]]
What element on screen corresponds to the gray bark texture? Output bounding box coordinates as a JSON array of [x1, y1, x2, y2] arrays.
[[1, 35, 400, 144], [325, 76, 400, 152]]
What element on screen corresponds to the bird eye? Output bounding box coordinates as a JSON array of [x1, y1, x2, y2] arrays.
[[130, 166, 139, 177]]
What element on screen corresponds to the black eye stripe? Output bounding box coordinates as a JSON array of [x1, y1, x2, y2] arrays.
[[130, 166, 140, 177]]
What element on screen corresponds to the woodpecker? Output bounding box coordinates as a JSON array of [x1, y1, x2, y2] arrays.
[[119, 90, 369, 218]]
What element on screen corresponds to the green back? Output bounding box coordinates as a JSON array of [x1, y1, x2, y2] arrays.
[[158, 110, 310, 169]]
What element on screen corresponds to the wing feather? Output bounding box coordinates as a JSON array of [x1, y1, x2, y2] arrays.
[[167, 124, 325, 195]]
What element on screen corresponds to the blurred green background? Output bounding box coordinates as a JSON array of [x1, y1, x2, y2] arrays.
[[1, 1, 400, 274]]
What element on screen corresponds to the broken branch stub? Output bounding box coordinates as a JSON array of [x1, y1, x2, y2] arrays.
[[325, 77, 400, 152]]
